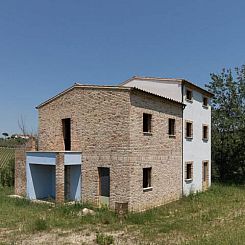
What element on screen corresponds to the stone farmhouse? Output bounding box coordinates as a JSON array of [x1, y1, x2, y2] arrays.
[[15, 76, 213, 212], [121, 77, 213, 196]]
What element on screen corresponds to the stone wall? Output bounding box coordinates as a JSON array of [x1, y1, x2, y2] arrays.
[[56, 152, 65, 203], [15, 138, 37, 196], [38, 87, 132, 209], [37, 86, 183, 211], [128, 90, 183, 211]]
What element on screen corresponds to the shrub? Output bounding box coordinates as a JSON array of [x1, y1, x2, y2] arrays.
[[96, 233, 114, 245], [0, 159, 15, 187], [32, 218, 48, 231], [13, 197, 31, 207]]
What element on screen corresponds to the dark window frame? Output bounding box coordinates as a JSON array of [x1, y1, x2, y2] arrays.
[[143, 113, 152, 134], [186, 88, 193, 102], [62, 118, 71, 151], [203, 96, 208, 108], [202, 161, 209, 182], [202, 124, 209, 141], [185, 121, 193, 139], [185, 162, 193, 181], [168, 118, 176, 137], [143, 167, 152, 190]]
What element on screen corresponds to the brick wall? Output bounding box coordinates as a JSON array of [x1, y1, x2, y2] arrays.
[[38, 87, 132, 208], [128, 90, 183, 211], [37, 86, 183, 211], [15, 138, 37, 196], [56, 152, 65, 203]]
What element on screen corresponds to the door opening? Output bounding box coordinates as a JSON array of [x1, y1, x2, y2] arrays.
[[202, 161, 209, 190], [64, 165, 81, 201], [62, 118, 71, 151], [98, 167, 110, 206]]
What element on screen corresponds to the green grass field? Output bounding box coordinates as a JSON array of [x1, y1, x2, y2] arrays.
[[0, 184, 244, 244]]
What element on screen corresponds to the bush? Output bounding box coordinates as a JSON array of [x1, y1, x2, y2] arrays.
[[32, 218, 48, 231], [0, 159, 15, 187], [96, 233, 114, 245], [0, 138, 27, 148]]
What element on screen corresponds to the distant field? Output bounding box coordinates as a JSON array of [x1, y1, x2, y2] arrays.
[[0, 184, 244, 244], [0, 147, 15, 169]]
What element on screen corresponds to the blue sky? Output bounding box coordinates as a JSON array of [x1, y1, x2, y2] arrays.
[[1, 0, 245, 134]]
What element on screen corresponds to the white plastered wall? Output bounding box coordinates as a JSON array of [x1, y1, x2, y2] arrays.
[[183, 86, 211, 195], [122, 79, 182, 102]]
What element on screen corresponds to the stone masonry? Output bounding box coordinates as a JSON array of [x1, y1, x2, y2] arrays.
[[56, 152, 65, 203], [129, 90, 182, 211], [15, 138, 37, 196], [35, 85, 183, 211], [38, 86, 131, 209]]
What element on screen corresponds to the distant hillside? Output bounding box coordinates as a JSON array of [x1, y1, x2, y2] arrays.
[[0, 138, 26, 148]]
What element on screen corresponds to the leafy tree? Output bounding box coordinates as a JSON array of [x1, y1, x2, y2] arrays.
[[2, 133, 8, 139], [206, 66, 245, 183]]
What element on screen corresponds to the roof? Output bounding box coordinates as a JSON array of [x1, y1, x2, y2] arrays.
[[131, 86, 185, 106], [120, 76, 214, 97], [36, 83, 184, 109]]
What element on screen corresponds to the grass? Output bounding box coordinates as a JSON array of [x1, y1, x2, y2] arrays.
[[96, 233, 114, 245], [0, 184, 244, 244]]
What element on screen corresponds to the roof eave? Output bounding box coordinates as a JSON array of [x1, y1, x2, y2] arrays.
[[181, 79, 214, 97], [36, 84, 132, 109], [120, 76, 214, 98], [36, 84, 76, 109], [130, 87, 185, 106], [120, 76, 182, 86]]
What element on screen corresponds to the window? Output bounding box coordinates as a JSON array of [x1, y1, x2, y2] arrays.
[[203, 97, 208, 107], [186, 89, 193, 101], [203, 161, 209, 182], [185, 162, 193, 180], [62, 118, 71, 151], [185, 121, 193, 139], [143, 113, 152, 133], [202, 125, 209, 141], [168, 118, 175, 136], [143, 167, 152, 189]]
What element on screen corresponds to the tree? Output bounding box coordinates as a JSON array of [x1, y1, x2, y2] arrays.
[[18, 115, 27, 136], [2, 133, 8, 140], [17, 115, 37, 137], [206, 66, 245, 183]]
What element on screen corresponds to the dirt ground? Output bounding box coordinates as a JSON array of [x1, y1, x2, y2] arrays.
[[0, 228, 143, 245]]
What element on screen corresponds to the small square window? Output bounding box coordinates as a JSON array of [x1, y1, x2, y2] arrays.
[[202, 125, 209, 141], [143, 113, 152, 133], [203, 97, 208, 107], [143, 167, 152, 189], [186, 89, 193, 101], [185, 121, 193, 139], [168, 118, 175, 136], [185, 162, 193, 180]]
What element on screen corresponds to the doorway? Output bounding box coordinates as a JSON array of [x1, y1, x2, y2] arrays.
[[202, 161, 209, 190], [29, 164, 55, 200], [64, 165, 81, 201], [98, 167, 110, 206]]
